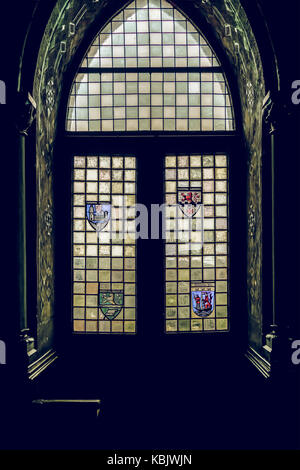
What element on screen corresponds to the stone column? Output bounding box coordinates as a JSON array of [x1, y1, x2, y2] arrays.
[[16, 91, 37, 366], [262, 91, 290, 376]]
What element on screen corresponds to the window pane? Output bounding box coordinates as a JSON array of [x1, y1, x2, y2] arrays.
[[66, 0, 235, 132], [72, 155, 137, 334], [164, 154, 229, 333], [79, 0, 219, 69], [67, 71, 234, 132]]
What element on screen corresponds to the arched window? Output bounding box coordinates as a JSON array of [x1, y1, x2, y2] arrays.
[[66, 0, 234, 133], [64, 0, 236, 335]]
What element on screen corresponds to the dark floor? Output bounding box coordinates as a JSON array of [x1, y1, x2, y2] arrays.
[[2, 345, 299, 450]]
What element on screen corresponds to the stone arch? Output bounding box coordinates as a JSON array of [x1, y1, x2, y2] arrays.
[[22, 0, 278, 357]]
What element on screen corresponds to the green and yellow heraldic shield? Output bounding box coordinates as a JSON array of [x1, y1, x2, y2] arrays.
[[99, 290, 124, 320]]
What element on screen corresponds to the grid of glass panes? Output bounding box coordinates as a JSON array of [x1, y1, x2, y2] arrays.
[[80, 0, 220, 69], [66, 0, 235, 132], [72, 155, 137, 334], [67, 71, 233, 132], [165, 154, 229, 333]]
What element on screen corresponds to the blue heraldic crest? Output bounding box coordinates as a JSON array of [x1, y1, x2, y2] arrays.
[[192, 289, 215, 318], [86, 202, 111, 231]]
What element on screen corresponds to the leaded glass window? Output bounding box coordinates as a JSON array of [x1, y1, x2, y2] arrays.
[[165, 154, 229, 333], [66, 0, 234, 132], [68, 0, 234, 335], [73, 155, 137, 334]]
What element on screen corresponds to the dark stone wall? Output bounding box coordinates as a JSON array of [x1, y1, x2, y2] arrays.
[[32, 0, 274, 357]]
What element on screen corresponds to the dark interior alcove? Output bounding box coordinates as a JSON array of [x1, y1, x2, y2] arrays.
[[0, 0, 299, 450]]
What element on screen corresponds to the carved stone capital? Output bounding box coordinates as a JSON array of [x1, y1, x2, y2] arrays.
[[15, 91, 36, 136]]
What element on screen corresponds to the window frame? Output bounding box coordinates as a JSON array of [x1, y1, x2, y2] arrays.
[[53, 134, 247, 350], [53, 0, 247, 352]]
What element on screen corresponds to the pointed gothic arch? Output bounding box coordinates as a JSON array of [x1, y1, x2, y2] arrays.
[[17, 0, 281, 377]]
